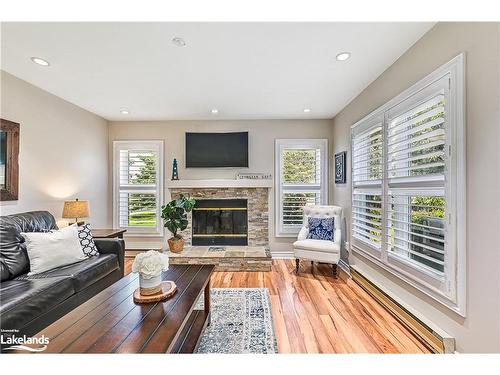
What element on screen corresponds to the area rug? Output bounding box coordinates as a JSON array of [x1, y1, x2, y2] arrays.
[[195, 288, 278, 354]]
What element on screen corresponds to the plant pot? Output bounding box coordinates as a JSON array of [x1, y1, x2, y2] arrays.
[[139, 274, 162, 296], [168, 237, 185, 253]]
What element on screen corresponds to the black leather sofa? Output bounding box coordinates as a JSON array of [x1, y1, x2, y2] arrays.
[[0, 211, 125, 345]]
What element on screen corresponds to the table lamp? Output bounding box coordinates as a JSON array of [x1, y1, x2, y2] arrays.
[[62, 198, 89, 226]]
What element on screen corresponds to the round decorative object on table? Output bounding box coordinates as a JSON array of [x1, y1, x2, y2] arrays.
[[134, 281, 177, 304]]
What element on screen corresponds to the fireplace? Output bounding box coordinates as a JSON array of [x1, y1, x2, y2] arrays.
[[169, 186, 269, 247], [192, 199, 248, 246]]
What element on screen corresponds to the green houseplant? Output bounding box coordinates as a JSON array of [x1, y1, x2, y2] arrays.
[[161, 194, 196, 252]]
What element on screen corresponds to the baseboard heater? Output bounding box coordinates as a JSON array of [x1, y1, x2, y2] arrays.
[[350, 267, 455, 354]]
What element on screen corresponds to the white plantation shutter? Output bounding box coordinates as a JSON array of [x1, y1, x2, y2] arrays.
[[385, 79, 448, 279], [352, 190, 383, 248], [387, 190, 446, 276], [350, 55, 466, 315], [351, 114, 384, 257], [387, 92, 446, 182], [282, 191, 321, 227], [118, 150, 157, 228], [352, 123, 383, 184], [275, 139, 328, 236], [113, 141, 164, 235]]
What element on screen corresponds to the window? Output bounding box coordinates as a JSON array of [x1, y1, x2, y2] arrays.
[[113, 141, 164, 236], [350, 54, 466, 315], [275, 139, 328, 236]]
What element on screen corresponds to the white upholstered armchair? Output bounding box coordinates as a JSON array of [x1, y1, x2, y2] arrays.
[[293, 205, 343, 277]]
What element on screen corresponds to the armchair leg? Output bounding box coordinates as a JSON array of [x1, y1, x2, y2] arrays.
[[332, 264, 338, 279], [295, 258, 300, 274]]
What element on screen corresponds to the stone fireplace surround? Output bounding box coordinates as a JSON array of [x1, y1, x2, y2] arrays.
[[169, 186, 270, 248]]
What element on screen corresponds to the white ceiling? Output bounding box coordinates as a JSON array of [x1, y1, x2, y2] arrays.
[[1, 22, 434, 121]]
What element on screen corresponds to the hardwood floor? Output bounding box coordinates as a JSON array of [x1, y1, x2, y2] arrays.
[[124, 258, 431, 353]]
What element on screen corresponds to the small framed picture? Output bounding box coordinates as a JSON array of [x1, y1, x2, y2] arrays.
[[335, 151, 346, 184]]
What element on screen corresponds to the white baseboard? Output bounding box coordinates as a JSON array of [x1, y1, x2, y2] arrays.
[[271, 251, 294, 259], [338, 259, 351, 275]]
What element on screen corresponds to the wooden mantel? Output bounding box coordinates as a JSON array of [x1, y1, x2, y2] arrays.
[[165, 179, 273, 189]]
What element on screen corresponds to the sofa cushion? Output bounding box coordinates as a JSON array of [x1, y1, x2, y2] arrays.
[[0, 211, 58, 281], [293, 239, 340, 254], [0, 276, 75, 331], [16, 254, 119, 292]]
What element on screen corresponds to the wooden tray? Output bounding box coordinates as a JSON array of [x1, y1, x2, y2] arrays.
[[134, 281, 177, 304]]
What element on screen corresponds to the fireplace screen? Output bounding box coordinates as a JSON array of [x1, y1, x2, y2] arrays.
[[192, 199, 248, 246]]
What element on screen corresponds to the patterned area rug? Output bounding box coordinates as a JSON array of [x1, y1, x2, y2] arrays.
[[195, 288, 278, 354]]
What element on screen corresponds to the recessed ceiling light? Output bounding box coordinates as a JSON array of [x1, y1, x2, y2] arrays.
[[303, 108, 311, 113], [31, 57, 50, 66], [211, 109, 219, 115], [336, 52, 351, 61], [172, 37, 186, 47], [120, 110, 129, 115]]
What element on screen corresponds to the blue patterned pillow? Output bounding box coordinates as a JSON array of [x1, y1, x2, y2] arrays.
[[307, 217, 334, 241]]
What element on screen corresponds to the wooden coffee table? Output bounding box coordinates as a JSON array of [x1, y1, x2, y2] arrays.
[[37, 264, 214, 353]]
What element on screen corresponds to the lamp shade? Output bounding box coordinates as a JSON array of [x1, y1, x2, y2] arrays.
[[62, 199, 90, 219]]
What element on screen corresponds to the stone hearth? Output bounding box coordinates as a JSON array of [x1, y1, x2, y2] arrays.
[[168, 246, 271, 272]]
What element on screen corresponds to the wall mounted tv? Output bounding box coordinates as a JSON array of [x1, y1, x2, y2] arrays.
[[185, 132, 249, 168]]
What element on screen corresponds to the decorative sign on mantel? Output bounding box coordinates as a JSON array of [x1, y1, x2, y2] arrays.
[[165, 179, 273, 189], [236, 173, 272, 180]]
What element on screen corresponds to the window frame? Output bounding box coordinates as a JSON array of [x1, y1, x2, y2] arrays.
[[112, 140, 164, 237], [350, 54, 466, 316], [275, 138, 328, 237]]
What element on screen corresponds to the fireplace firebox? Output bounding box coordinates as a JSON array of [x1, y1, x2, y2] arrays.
[[192, 199, 248, 246]]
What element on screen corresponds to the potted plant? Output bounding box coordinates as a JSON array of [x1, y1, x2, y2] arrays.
[[161, 194, 196, 253]]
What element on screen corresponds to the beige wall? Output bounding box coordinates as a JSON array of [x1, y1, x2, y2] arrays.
[[0, 71, 110, 227], [108, 119, 332, 253], [331, 22, 500, 352]]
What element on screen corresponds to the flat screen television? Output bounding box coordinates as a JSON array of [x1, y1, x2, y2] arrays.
[[185, 132, 249, 168]]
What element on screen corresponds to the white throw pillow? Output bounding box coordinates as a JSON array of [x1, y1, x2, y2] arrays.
[[22, 225, 87, 276]]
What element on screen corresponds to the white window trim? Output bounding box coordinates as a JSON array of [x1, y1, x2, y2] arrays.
[[275, 139, 328, 237], [112, 140, 164, 237], [350, 54, 466, 316]]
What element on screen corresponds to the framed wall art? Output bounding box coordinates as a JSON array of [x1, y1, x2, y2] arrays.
[[0, 118, 20, 201], [334, 151, 346, 184]]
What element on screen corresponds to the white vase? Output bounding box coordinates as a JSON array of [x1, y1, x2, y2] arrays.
[[139, 274, 162, 295]]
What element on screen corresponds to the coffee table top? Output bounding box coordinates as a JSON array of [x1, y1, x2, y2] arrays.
[[38, 264, 214, 353]]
